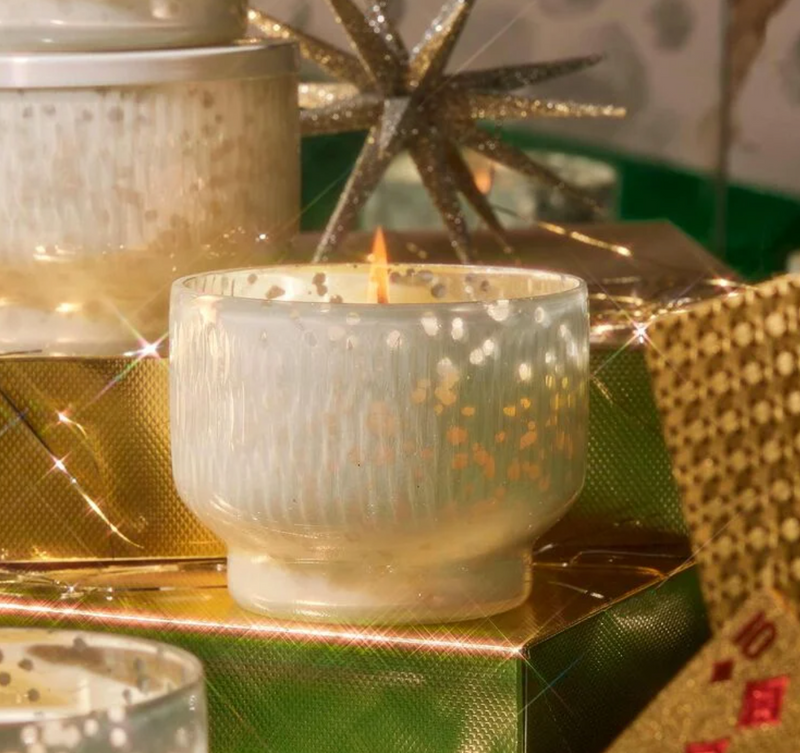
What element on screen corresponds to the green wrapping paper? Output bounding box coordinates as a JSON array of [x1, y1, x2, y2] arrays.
[[0, 556, 707, 753]]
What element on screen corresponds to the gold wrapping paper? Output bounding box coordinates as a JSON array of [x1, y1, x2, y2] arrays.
[[646, 275, 800, 630], [0, 547, 689, 651], [0, 223, 731, 563], [637, 275, 800, 751], [0, 352, 221, 561], [605, 589, 800, 753]]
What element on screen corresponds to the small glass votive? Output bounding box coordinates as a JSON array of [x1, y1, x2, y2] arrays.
[[0, 629, 207, 753], [170, 264, 589, 624]]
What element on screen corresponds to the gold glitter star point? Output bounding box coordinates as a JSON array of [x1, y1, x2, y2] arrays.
[[251, 0, 625, 263]]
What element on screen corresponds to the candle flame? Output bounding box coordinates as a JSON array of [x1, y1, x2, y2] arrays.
[[369, 227, 390, 304], [473, 166, 495, 195]]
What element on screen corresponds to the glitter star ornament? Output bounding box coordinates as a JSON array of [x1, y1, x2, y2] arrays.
[[250, 0, 625, 262], [605, 590, 800, 753]]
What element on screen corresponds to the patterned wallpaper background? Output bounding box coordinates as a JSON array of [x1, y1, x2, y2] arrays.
[[254, 0, 800, 198]]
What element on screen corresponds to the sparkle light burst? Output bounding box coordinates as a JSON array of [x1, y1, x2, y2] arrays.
[[46, 452, 141, 549], [0, 595, 524, 658]]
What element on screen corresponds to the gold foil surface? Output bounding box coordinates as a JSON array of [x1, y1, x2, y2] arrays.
[[606, 589, 800, 753], [0, 224, 731, 564], [0, 547, 704, 753], [646, 276, 800, 631], [0, 549, 689, 654], [0, 352, 222, 562]]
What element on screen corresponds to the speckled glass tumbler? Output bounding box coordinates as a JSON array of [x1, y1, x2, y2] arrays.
[[0, 629, 206, 753], [170, 264, 589, 624], [0, 41, 298, 354]]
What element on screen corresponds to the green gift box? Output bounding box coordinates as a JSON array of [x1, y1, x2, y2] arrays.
[[0, 550, 705, 753], [0, 223, 728, 752]]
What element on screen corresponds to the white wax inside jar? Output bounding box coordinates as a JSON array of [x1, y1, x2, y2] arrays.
[[0, 700, 82, 723], [266, 272, 467, 305], [0, 629, 207, 753], [0, 647, 135, 722], [201, 264, 571, 306]]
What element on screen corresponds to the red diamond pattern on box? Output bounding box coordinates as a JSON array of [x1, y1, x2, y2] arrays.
[[685, 739, 730, 753], [711, 660, 734, 684], [604, 592, 800, 753], [738, 676, 790, 729]]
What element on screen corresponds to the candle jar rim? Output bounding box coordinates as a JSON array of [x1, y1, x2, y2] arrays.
[[174, 263, 588, 310], [0, 628, 204, 725], [0, 40, 296, 89]]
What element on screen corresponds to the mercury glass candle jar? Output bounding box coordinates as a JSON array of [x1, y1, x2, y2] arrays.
[[0, 629, 207, 753], [170, 265, 589, 624], [0, 41, 298, 355], [0, 0, 248, 51]]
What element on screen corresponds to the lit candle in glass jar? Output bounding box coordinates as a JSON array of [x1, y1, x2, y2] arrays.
[[170, 236, 590, 625]]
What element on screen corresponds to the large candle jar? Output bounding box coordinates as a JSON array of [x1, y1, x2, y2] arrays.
[[170, 265, 589, 624], [0, 629, 206, 752], [0, 41, 298, 355], [0, 0, 248, 51]]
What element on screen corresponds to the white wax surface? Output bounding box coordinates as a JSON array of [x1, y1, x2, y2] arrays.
[[0, 631, 159, 715]]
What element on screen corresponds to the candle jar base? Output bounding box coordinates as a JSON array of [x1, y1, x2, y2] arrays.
[[227, 549, 533, 625]]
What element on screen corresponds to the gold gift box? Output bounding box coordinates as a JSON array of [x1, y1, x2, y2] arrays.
[[0, 223, 730, 563], [0, 351, 220, 562]]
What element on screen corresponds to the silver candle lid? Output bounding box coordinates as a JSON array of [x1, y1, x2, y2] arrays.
[[0, 39, 297, 89]]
